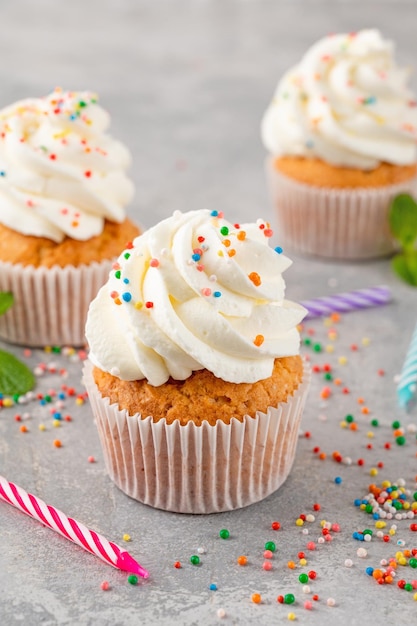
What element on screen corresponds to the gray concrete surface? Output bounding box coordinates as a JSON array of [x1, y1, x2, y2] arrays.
[[1, 1, 417, 624]]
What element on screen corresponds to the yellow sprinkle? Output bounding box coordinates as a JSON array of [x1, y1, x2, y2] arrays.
[[327, 330, 337, 340], [398, 557, 407, 566], [217, 250, 224, 257], [369, 468, 378, 477], [134, 301, 143, 310], [323, 317, 333, 327], [413, 592, 417, 601], [53, 420, 61, 428], [340, 421, 348, 429], [338, 356, 348, 365], [411, 502, 417, 511], [38, 424, 46, 432], [299, 558, 307, 566], [295, 518, 304, 527], [288, 612, 296, 621], [123, 534, 131, 542], [381, 480, 391, 489], [375, 521, 386, 529], [320, 520, 327, 528], [44, 346, 52, 353], [3, 398, 13, 407], [325, 345, 334, 353], [389, 529, 396, 536], [403, 502, 411, 510], [361, 337, 370, 346], [395, 551, 404, 560], [75, 398, 84, 406], [367, 431, 374, 438]]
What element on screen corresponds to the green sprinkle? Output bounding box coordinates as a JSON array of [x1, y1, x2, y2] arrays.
[[324, 373, 332, 381], [313, 343, 322, 352], [190, 555, 200, 565], [220, 226, 229, 236], [370, 419, 379, 427], [115, 270, 121, 279], [219, 529, 230, 539], [409, 558, 417, 568], [127, 574, 138, 585], [298, 573, 309, 584], [345, 414, 354, 424], [264, 541, 276, 552], [284, 593, 295, 604], [396, 435, 406, 446], [392, 420, 401, 429]]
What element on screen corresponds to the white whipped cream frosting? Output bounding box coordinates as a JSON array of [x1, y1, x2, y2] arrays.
[[261, 29, 417, 169], [86, 209, 306, 386], [0, 89, 134, 242]]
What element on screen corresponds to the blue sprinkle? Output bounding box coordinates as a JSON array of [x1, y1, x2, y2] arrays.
[[123, 278, 129, 284], [209, 583, 217, 591], [191, 253, 201, 262], [274, 246, 283, 254], [122, 292, 132, 302], [372, 512, 380, 520], [365, 567, 374, 576], [210, 210, 219, 217], [0, 171, 6, 176], [53, 412, 62, 420], [69, 114, 77, 120], [213, 291, 222, 298], [58, 392, 66, 400], [334, 476, 342, 484], [353, 499, 361, 507]]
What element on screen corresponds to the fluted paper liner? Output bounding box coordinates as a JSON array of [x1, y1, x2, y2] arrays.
[[0, 260, 112, 347], [83, 360, 311, 514], [265, 156, 417, 260]]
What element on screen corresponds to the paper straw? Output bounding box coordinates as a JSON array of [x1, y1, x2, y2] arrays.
[[397, 321, 417, 411], [300, 285, 392, 319], [0, 475, 149, 578]]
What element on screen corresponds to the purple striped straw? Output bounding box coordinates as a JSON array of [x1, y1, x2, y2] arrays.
[[300, 285, 392, 319]]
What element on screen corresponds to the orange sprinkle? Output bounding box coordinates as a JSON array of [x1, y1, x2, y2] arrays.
[[254, 335, 264, 347], [357, 397, 365, 404], [248, 272, 261, 286], [53, 439, 62, 448], [228, 249, 236, 257], [349, 423, 358, 431], [223, 239, 231, 247], [114, 298, 122, 305], [330, 312, 341, 322], [319, 452, 327, 460], [237, 555, 248, 566], [19, 425, 28, 433], [251, 593, 262, 604], [333, 377, 342, 385], [393, 428, 403, 437], [361, 407, 370, 415], [287, 561, 296, 569], [237, 230, 246, 241]]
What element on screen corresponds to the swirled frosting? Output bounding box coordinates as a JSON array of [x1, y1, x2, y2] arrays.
[[261, 29, 417, 169], [86, 209, 306, 386], [0, 88, 134, 242]]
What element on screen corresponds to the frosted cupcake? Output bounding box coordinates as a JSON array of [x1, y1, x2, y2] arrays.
[[0, 88, 140, 346], [261, 29, 417, 259], [84, 209, 310, 514]]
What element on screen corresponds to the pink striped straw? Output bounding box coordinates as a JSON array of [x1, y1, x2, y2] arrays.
[[300, 285, 392, 319], [0, 475, 149, 579]]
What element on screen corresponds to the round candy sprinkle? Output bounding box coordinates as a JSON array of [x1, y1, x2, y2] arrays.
[[262, 561, 273, 571], [299, 573, 309, 584], [251, 593, 262, 604], [264, 541, 276, 552], [190, 555, 200, 565], [327, 598, 336, 607], [219, 529, 230, 539], [217, 608, 226, 618], [174, 561, 181, 569], [237, 555, 247, 566], [209, 583, 217, 591], [284, 593, 295, 604], [271, 521, 281, 530], [100, 581, 109, 591], [128, 574, 138, 585]]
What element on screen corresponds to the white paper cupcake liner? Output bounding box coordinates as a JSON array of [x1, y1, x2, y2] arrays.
[[0, 260, 113, 347], [265, 157, 417, 260], [83, 360, 311, 514]]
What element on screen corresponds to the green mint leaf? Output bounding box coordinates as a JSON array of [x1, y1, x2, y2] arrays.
[[0, 349, 35, 395], [0, 292, 14, 316], [391, 251, 417, 286], [389, 193, 417, 251]]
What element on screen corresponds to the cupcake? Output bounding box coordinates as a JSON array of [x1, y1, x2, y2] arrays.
[[84, 209, 310, 514], [0, 88, 140, 346], [261, 29, 417, 259]]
